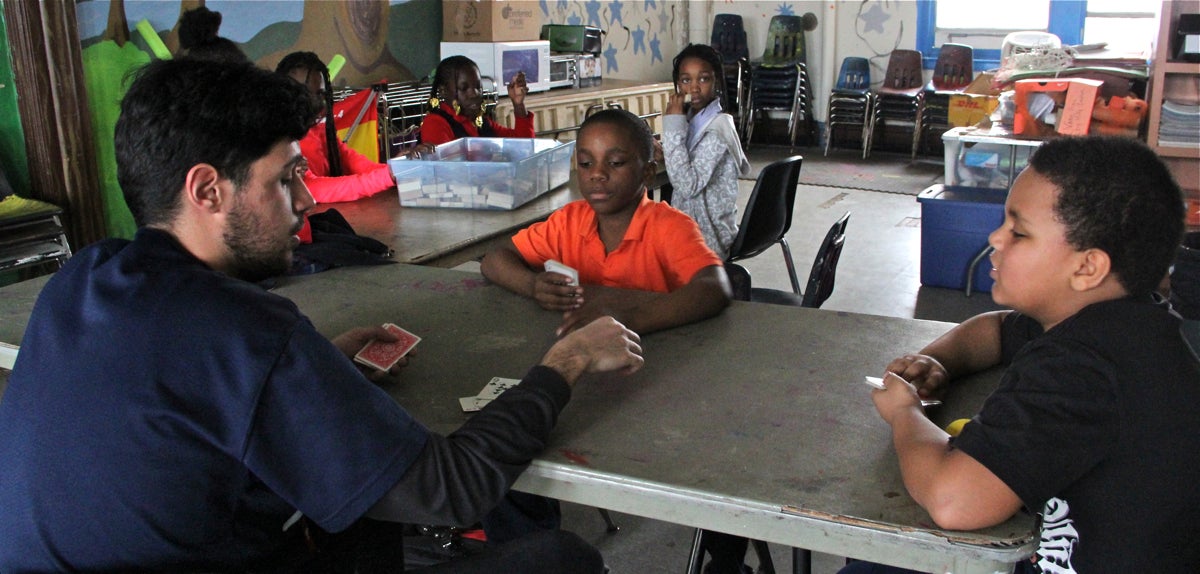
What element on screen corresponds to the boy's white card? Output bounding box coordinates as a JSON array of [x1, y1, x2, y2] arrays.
[[864, 374, 942, 407], [544, 259, 579, 286], [863, 375, 886, 390]]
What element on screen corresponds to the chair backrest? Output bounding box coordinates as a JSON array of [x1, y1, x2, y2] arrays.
[[881, 49, 924, 90], [726, 155, 803, 262], [930, 43, 974, 91], [723, 261, 753, 302], [835, 57, 871, 91], [761, 15, 806, 66], [801, 211, 850, 308], [711, 14, 749, 62]]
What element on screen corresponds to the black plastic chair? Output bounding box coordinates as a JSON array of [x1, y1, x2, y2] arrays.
[[711, 14, 750, 125], [799, 211, 850, 308], [726, 211, 851, 309], [725, 155, 805, 295]]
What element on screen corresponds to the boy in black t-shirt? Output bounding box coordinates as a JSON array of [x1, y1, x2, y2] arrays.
[[857, 136, 1200, 573]]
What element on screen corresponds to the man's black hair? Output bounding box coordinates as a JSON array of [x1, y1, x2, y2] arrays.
[[115, 59, 317, 227], [579, 108, 655, 163], [671, 43, 728, 110], [1028, 135, 1185, 296], [177, 6, 249, 64], [276, 51, 341, 177]]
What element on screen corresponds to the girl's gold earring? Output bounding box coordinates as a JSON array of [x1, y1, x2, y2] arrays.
[[452, 100, 461, 116], [475, 113, 485, 128], [428, 95, 440, 109]]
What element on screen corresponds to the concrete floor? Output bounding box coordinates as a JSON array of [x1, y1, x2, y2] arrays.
[[453, 146, 1006, 573]]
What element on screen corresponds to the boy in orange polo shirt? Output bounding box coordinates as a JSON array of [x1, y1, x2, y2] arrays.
[[482, 108, 732, 337], [479, 108, 732, 546]]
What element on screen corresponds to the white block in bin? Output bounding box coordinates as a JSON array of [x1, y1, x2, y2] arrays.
[[388, 137, 575, 210]]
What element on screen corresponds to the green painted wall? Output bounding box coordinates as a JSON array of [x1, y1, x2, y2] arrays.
[[0, 0, 31, 197]]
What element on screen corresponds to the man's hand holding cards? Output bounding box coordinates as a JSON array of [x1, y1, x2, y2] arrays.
[[354, 323, 421, 372]]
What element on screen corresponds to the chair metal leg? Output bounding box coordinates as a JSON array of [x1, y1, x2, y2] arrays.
[[597, 508, 620, 533], [751, 540, 777, 574], [685, 528, 707, 574], [791, 547, 813, 574], [965, 245, 994, 297], [910, 100, 925, 160], [778, 238, 802, 295]]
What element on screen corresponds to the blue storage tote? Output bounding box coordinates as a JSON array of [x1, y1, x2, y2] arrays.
[[917, 184, 1007, 292]]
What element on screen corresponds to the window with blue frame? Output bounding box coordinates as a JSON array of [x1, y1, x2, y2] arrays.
[[917, 0, 1158, 71]]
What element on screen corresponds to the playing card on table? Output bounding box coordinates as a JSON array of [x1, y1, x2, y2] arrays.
[[458, 396, 492, 413], [544, 259, 579, 286], [477, 377, 522, 399], [459, 377, 522, 412], [354, 323, 420, 371]]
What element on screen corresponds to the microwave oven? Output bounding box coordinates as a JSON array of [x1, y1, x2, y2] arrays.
[[440, 41, 551, 97]]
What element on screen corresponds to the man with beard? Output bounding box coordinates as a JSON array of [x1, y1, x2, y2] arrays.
[[0, 59, 644, 572]]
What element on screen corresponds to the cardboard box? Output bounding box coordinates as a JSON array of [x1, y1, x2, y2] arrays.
[[443, 1, 543, 42], [948, 94, 999, 127], [1013, 78, 1102, 137]]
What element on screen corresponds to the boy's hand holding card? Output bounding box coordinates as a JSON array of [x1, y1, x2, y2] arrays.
[[354, 323, 421, 372], [544, 259, 579, 286]]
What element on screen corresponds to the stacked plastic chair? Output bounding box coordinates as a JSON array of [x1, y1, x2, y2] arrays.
[[823, 57, 873, 158], [743, 15, 817, 149], [920, 44, 975, 155], [869, 49, 925, 159], [710, 14, 750, 126]]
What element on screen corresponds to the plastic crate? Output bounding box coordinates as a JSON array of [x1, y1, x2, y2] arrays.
[[917, 184, 1007, 292], [942, 127, 1035, 190], [388, 138, 575, 210]]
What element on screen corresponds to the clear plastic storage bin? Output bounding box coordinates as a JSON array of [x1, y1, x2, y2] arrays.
[[388, 138, 575, 210], [942, 127, 1036, 190]]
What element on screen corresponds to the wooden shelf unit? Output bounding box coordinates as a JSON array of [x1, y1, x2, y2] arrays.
[[1146, 0, 1200, 227]]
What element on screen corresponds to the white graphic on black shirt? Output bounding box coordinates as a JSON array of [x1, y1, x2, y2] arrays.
[[1036, 497, 1078, 573]]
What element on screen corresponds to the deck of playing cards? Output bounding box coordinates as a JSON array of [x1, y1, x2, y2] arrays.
[[353, 323, 421, 371], [544, 259, 579, 286], [459, 376, 522, 413]]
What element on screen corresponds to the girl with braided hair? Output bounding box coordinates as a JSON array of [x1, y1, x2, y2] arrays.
[[277, 51, 424, 206], [419, 55, 535, 146]]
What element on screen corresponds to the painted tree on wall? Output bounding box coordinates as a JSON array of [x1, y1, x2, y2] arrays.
[[79, 0, 147, 239], [260, 0, 415, 88]]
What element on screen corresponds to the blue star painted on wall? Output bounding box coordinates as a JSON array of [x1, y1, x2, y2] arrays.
[[558, 0, 569, 12], [540, 0, 549, 16], [860, 3, 889, 34], [604, 44, 619, 72], [568, 13, 583, 25], [608, 0, 624, 26], [644, 0, 656, 10], [777, 3, 795, 16], [650, 34, 662, 64], [585, 0, 603, 28], [632, 25, 646, 55], [657, 10, 670, 33]]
